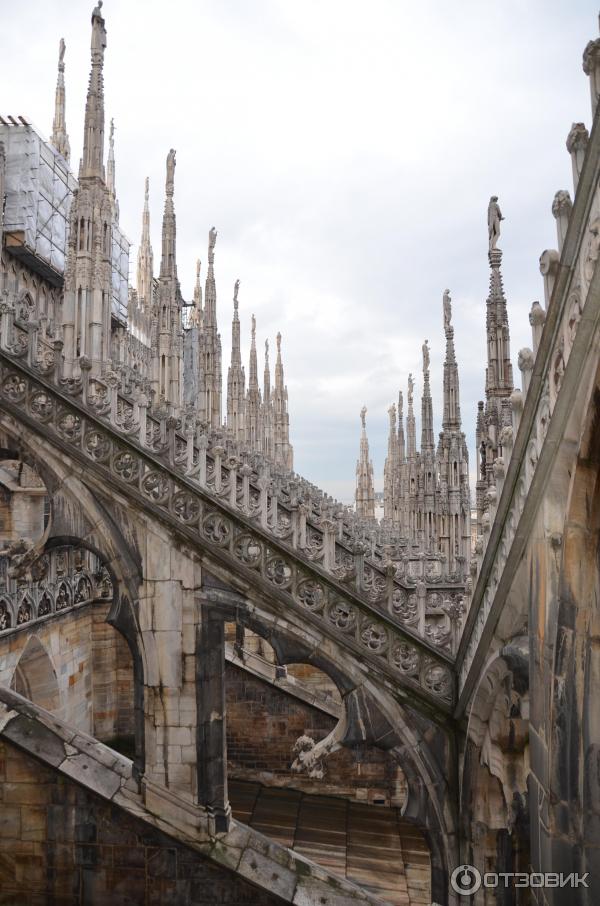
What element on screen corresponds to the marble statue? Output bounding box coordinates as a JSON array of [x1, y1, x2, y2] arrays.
[[422, 339, 430, 373], [488, 196, 504, 250], [91, 2, 106, 55], [166, 149, 176, 195], [443, 290, 452, 331]]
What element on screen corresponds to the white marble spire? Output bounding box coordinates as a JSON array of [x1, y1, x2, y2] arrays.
[[81, 3, 107, 179], [51, 38, 71, 162]]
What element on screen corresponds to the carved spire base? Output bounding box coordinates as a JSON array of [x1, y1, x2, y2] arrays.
[[488, 248, 503, 269]]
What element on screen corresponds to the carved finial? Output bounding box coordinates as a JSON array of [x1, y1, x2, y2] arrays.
[[488, 195, 504, 251], [360, 406, 367, 429], [443, 289, 452, 332], [251, 314, 256, 340], [165, 149, 176, 196], [276, 331, 281, 353], [408, 374, 414, 407], [144, 176, 149, 204], [422, 339, 430, 373], [398, 390, 403, 418], [552, 189, 573, 219], [265, 338, 269, 359]]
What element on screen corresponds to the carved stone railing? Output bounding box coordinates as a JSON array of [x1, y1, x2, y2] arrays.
[[0, 545, 111, 632], [0, 309, 466, 658], [456, 55, 600, 714], [0, 350, 456, 714]]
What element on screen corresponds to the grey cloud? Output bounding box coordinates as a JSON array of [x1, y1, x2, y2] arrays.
[[1, 0, 595, 503]]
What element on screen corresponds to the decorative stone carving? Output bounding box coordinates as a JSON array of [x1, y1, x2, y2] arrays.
[[584, 217, 600, 283], [291, 735, 325, 780], [552, 190, 573, 250]]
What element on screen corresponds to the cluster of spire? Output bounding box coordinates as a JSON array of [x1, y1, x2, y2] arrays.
[[355, 197, 515, 578], [49, 5, 293, 469], [355, 291, 471, 577], [47, 4, 517, 542]]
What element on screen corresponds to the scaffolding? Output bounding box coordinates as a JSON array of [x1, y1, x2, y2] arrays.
[[111, 221, 129, 326], [1, 117, 130, 325], [0, 118, 75, 286]]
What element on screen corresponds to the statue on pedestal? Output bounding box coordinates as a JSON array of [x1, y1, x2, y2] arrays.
[[422, 339, 430, 373], [443, 289, 452, 331], [488, 196, 504, 250]]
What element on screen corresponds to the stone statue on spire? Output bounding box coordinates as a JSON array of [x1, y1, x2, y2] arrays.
[[166, 149, 176, 196], [422, 339, 430, 373], [234, 279, 240, 305], [209, 226, 217, 252], [408, 374, 414, 407], [488, 195, 504, 251], [360, 406, 367, 429], [59, 38, 66, 69], [443, 289, 452, 331], [91, 2, 106, 54]]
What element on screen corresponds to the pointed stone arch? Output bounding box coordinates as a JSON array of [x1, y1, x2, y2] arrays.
[[0, 416, 148, 779], [10, 635, 60, 712]]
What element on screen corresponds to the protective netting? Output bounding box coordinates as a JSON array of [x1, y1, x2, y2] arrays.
[[1, 124, 75, 276], [1, 122, 130, 324]]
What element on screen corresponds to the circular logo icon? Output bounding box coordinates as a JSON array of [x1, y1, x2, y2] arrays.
[[450, 864, 482, 896]]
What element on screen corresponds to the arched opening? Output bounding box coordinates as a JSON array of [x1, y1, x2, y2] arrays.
[[0, 419, 147, 778], [92, 605, 136, 758], [11, 635, 60, 711], [223, 624, 430, 904], [461, 651, 529, 885]]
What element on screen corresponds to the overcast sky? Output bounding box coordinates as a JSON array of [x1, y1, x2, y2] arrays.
[[1, 0, 596, 502]]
